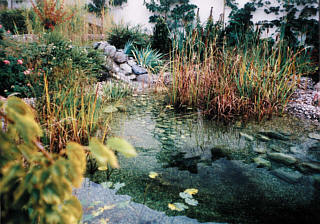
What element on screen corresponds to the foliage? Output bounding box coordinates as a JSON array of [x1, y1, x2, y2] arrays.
[[31, 0, 74, 30], [87, 0, 128, 16], [151, 17, 171, 54], [144, 0, 197, 31], [0, 55, 30, 97], [103, 81, 132, 102], [0, 9, 35, 34], [169, 33, 314, 121], [132, 45, 164, 73], [0, 96, 136, 223], [107, 24, 150, 50]]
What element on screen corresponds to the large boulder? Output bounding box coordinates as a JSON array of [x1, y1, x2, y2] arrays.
[[104, 45, 117, 58], [132, 64, 148, 75], [114, 51, 127, 64], [120, 63, 132, 75], [267, 152, 297, 165]]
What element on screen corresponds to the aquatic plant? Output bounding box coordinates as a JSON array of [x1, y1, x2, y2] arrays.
[[169, 31, 315, 120], [132, 45, 164, 73]]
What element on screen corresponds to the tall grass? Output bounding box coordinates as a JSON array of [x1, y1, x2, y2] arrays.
[[40, 73, 108, 153], [169, 30, 314, 121]]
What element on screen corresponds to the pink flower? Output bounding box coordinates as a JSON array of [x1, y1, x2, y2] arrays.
[[0, 25, 2, 29], [3, 60, 10, 65], [17, 59, 23, 65], [24, 69, 31, 75], [7, 30, 10, 34]]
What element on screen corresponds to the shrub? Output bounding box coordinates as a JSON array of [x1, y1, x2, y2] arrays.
[[0, 96, 136, 223], [132, 45, 163, 74], [0, 9, 34, 34], [151, 17, 171, 54], [107, 24, 150, 49]]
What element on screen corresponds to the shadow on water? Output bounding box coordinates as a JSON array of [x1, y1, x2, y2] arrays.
[[88, 93, 320, 224]]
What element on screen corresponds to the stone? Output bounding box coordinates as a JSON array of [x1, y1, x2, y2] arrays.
[[104, 45, 116, 57], [269, 144, 284, 152], [103, 57, 113, 71], [258, 131, 289, 141], [93, 42, 100, 49], [253, 147, 267, 154], [114, 51, 127, 64], [299, 162, 320, 172], [97, 41, 109, 50], [132, 64, 148, 75], [289, 146, 301, 154], [256, 134, 271, 142], [120, 63, 132, 74], [271, 168, 302, 184], [136, 73, 153, 83], [239, 132, 254, 141], [314, 82, 320, 91], [116, 104, 127, 112], [267, 152, 297, 165], [308, 133, 320, 140], [111, 62, 121, 73], [253, 157, 271, 168], [211, 146, 230, 161], [104, 105, 118, 113], [127, 59, 136, 67]]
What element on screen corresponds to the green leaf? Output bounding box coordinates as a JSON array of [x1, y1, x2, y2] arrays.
[[106, 137, 137, 158]]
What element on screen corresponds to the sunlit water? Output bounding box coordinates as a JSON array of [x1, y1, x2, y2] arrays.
[[88, 93, 320, 224]]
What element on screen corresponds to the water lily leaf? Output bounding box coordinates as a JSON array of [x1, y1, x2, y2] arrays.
[[106, 137, 137, 158], [185, 198, 198, 206], [148, 171, 159, 179], [113, 182, 125, 191], [168, 202, 188, 211], [179, 192, 192, 199], [184, 188, 198, 195]]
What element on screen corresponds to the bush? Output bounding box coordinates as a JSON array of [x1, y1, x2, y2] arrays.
[[132, 45, 163, 73], [151, 17, 171, 54], [0, 9, 34, 34], [107, 24, 150, 49], [0, 96, 136, 223]]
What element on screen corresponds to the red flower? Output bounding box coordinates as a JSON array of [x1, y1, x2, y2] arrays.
[[3, 60, 10, 65]]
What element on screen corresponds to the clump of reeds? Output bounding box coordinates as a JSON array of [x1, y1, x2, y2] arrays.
[[169, 28, 314, 121]]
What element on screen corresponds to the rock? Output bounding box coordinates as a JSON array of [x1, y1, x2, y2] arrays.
[[127, 74, 136, 80], [256, 134, 271, 142], [97, 41, 109, 50], [239, 132, 254, 141], [116, 104, 127, 112], [299, 162, 320, 172], [267, 152, 297, 165], [111, 62, 121, 73], [308, 133, 320, 140], [314, 82, 320, 91], [120, 63, 132, 74], [136, 73, 153, 83], [132, 64, 148, 75], [114, 51, 127, 64], [269, 144, 284, 152], [271, 168, 302, 184], [104, 105, 118, 113], [289, 146, 301, 154], [253, 157, 271, 168], [258, 131, 289, 141], [104, 45, 116, 57], [211, 146, 230, 161], [127, 59, 136, 67], [93, 42, 101, 49], [103, 57, 113, 71], [253, 147, 267, 154]]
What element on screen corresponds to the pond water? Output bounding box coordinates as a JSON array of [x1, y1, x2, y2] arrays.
[[88, 93, 320, 224]]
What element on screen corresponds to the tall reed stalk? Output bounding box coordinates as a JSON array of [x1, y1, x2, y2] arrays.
[[169, 31, 313, 121]]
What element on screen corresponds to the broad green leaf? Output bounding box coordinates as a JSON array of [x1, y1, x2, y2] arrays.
[[106, 137, 137, 158]]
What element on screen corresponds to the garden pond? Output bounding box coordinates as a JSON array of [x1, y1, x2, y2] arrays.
[[79, 93, 320, 224]]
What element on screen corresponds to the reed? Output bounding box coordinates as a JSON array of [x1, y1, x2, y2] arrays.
[[169, 31, 314, 121]]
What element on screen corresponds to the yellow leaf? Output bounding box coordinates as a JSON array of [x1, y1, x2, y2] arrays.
[[184, 188, 198, 195], [168, 203, 179, 211], [89, 138, 119, 169], [148, 171, 158, 179], [98, 166, 108, 171], [106, 137, 137, 158]]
